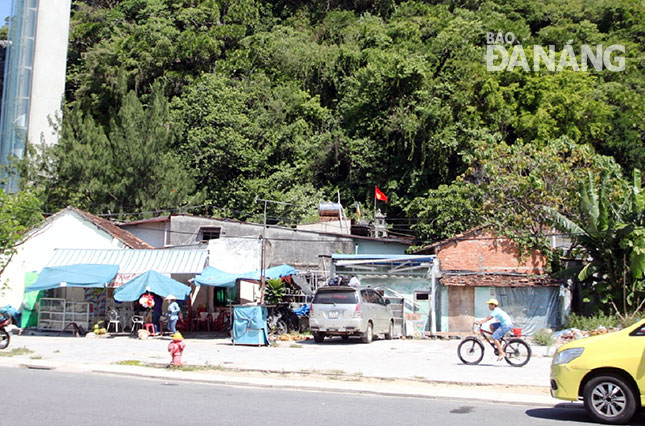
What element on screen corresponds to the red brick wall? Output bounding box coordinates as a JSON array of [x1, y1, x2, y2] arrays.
[[437, 230, 547, 273]]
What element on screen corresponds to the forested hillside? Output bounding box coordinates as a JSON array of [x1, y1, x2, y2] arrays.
[[21, 0, 645, 247]]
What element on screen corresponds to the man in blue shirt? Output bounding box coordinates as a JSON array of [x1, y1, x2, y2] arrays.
[[476, 298, 513, 361]]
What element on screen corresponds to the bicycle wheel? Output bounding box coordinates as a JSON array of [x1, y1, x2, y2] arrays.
[[503, 338, 531, 367], [457, 337, 484, 365]]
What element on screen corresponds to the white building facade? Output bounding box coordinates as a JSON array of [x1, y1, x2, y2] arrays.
[[0, 208, 144, 309]]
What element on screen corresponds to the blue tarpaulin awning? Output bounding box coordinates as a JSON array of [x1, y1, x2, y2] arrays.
[[193, 264, 297, 287], [193, 267, 240, 288], [25, 264, 120, 292], [113, 270, 191, 302]]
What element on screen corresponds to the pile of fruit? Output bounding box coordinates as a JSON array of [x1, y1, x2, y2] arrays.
[[273, 334, 312, 341], [92, 322, 108, 335]]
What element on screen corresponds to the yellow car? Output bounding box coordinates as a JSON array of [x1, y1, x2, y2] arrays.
[[550, 319, 645, 424]]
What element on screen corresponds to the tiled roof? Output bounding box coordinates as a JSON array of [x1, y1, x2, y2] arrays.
[[118, 215, 170, 226], [440, 273, 561, 287], [69, 207, 153, 249]]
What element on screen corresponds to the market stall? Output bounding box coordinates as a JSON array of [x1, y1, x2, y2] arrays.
[[25, 264, 120, 332], [191, 264, 297, 335]]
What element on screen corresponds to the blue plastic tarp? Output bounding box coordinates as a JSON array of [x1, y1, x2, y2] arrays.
[[194, 264, 297, 287], [293, 304, 310, 316], [25, 264, 119, 292], [232, 305, 269, 346], [241, 264, 297, 282], [0, 305, 20, 323], [193, 266, 240, 288], [113, 270, 191, 302]]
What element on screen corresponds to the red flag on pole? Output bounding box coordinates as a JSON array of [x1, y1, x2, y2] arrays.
[[375, 186, 388, 202]]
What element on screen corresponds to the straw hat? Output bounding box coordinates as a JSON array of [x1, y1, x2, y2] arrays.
[[485, 298, 499, 306]]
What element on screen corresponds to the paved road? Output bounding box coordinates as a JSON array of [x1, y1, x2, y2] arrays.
[[5, 367, 631, 426]]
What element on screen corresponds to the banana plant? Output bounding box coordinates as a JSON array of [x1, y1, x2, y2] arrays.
[[265, 278, 286, 305], [546, 169, 645, 317]]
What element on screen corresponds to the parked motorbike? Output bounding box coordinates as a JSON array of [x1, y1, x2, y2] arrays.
[[0, 315, 11, 350], [266, 303, 300, 336]]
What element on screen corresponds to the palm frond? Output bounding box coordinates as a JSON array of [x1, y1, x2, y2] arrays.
[[581, 172, 600, 233], [578, 263, 595, 281], [632, 168, 644, 215], [551, 263, 584, 279], [598, 173, 609, 231], [543, 206, 585, 237]]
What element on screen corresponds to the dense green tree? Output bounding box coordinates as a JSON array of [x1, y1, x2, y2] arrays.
[[408, 136, 624, 253], [0, 190, 43, 293], [547, 169, 645, 318], [171, 72, 332, 222], [0, 20, 8, 40], [41, 83, 201, 216], [29, 0, 641, 244]]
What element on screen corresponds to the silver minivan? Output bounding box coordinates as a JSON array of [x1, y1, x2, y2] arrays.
[[309, 286, 394, 343]]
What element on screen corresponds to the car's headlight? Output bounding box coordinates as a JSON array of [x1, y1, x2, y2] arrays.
[[553, 347, 584, 365]]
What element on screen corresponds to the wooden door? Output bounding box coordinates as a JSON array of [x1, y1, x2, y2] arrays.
[[448, 286, 474, 333]]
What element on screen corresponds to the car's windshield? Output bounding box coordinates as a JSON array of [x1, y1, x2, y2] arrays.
[[313, 291, 358, 304]]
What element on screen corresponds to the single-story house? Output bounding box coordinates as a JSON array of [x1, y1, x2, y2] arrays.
[[0, 206, 151, 310], [415, 226, 566, 335]]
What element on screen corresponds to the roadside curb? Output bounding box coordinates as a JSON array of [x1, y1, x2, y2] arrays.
[[89, 365, 556, 407]]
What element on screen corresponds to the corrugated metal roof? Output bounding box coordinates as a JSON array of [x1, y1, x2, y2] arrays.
[[46, 249, 207, 275]]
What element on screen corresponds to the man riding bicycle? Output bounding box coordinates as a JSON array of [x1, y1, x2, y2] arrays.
[[476, 298, 513, 361]]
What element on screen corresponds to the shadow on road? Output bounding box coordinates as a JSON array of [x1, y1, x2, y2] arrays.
[[526, 403, 645, 425]]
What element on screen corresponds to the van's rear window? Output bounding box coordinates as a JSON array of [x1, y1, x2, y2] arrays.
[[313, 291, 358, 304]]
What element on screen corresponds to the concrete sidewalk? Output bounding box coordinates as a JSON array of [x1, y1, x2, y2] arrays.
[[0, 333, 561, 406]]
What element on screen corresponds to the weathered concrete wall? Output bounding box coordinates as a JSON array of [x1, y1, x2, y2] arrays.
[[168, 216, 354, 270], [437, 230, 547, 273], [356, 239, 407, 255], [124, 215, 404, 271], [121, 221, 166, 247]]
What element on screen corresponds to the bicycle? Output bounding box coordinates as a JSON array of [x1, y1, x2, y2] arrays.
[[457, 322, 531, 367]]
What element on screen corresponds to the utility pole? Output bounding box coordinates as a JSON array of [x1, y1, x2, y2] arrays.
[[255, 197, 292, 304]]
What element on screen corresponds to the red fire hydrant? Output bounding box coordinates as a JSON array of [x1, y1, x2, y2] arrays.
[[168, 332, 186, 367]]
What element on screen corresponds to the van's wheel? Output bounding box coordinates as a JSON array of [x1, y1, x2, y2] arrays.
[[583, 374, 637, 424], [361, 322, 373, 344], [384, 321, 394, 340], [313, 332, 325, 343], [341, 335, 349, 340]]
